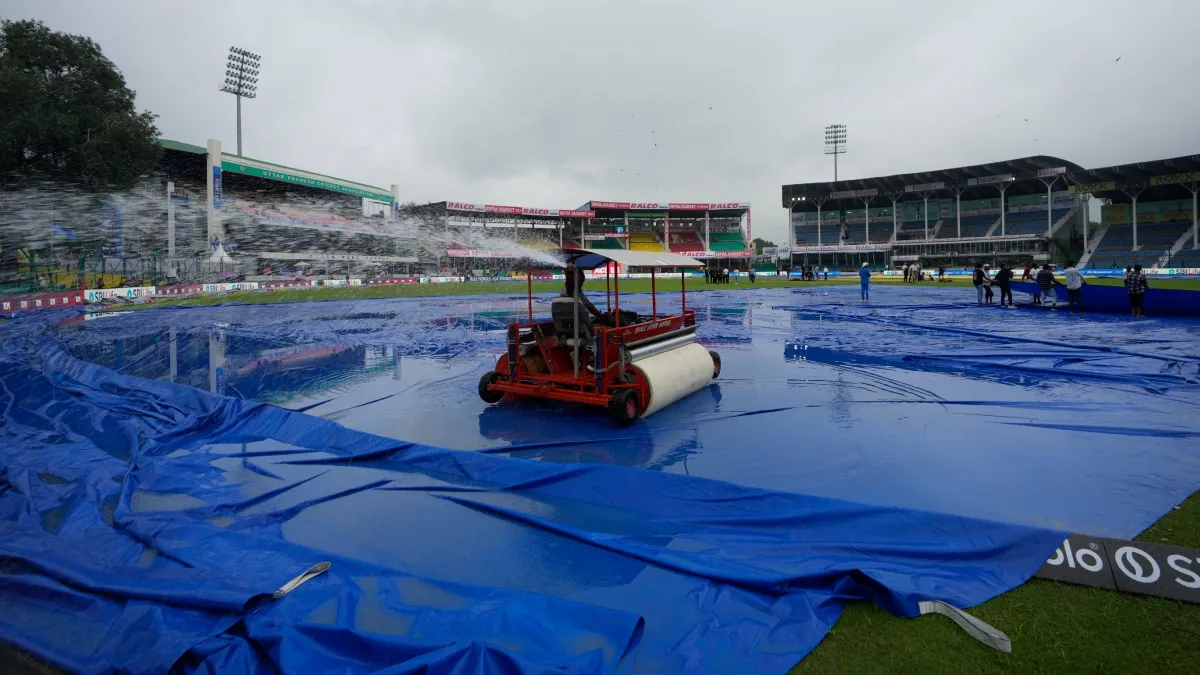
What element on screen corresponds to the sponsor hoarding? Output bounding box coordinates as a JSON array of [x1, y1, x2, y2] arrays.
[[1036, 534, 1200, 605], [829, 189, 879, 199], [445, 202, 594, 218], [791, 244, 891, 253], [969, 174, 1014, 186], [1068, 181, 1116, 194], [1149, 172, 1200, 187], [1036, 167, 1067, 178], [905, 182, 945, 193], [677, 250, 753, 258]]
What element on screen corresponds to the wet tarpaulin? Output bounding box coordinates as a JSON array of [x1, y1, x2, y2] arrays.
[[1011, 279, 1200, 316], [50, 286, 1200, 538], [0, 308, 1069, 674]]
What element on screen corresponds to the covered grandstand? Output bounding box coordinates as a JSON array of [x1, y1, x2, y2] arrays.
[[782, 153, 1200, 272], [1063, 155, 1200, 270], [582, 201, 753, 265], [782, 156, 1085, 270], [399, 200, 756, 272], [157, 139, 412, 281]]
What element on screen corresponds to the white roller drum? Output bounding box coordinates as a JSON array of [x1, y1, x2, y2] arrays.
[[630, 342, 714, 418]]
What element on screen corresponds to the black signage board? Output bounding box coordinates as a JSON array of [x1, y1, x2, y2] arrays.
[[1035, 534, 1200, 604]]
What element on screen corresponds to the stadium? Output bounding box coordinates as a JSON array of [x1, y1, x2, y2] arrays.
[[782, 154, 1200, 274], [5, 145, 1200, 675]]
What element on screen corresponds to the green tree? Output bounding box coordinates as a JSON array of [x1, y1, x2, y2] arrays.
[[0, 19, 161, 189], [751, 237, 777, 255]]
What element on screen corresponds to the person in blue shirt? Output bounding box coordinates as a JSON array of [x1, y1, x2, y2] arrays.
[[859, 262, 871, 301]]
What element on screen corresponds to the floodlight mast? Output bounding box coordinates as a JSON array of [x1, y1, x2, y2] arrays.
[[824, 124, 847, 182], [219, 47, 262, 155]]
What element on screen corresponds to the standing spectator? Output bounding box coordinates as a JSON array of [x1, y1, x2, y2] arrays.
[[859, 262, 872, 301], [748, 267, 756, 284], [938, 266, 946, 282], [995, 263, 1014, 307], [902, 263, 911, 283], [1035, 263, 1058, 309], [1123, 266, 1132, 282], [1063, 261, 1085, 312], [722, 267, 730, 284], [972, 262, 988, 305], [1030, 264, 1043, 305], [1021, 263, 1033, 282], [823, 266, 829, 281], [982, 264, 995, 304], [1124, 264, 1148, 318]]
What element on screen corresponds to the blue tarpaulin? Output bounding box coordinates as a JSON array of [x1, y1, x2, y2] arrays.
[[1011, 279, 1200, 315], [3, 284, 1199, 673]]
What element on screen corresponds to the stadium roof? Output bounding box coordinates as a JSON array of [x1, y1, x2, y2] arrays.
[[156, 138, 394, 202], [1063, 154, 1200, 204], [782, 155, 1084, 209], [782, 152, 1200, 211]]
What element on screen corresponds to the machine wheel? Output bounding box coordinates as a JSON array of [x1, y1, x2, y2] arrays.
[[709, 351, 722, 379], [609, 389, 640, 426], [478, 371, 504, 404]]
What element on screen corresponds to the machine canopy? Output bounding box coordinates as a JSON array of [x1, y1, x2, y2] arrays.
[[564, 248, 705, 270]]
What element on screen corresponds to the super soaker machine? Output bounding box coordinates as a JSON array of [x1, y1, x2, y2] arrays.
[[478, 248, 720, 425]]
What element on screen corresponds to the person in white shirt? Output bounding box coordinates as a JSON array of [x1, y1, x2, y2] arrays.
[[1063, 261, 1085, 312], [823, 266, 829, 281]]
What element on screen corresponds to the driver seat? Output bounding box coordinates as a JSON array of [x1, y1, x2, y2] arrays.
[[551, 297, 594, 370]]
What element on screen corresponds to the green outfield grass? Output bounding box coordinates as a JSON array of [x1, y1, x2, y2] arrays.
[[795, 492, 1200, 674]]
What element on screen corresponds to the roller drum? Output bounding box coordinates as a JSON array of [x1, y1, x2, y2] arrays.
[[629, 342, 715, 418]]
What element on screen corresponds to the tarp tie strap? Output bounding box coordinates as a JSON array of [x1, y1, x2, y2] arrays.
[[272, 562, 331, 601], [918, 600, 1011, 653]]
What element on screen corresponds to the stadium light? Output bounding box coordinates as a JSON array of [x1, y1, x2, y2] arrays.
[[824, 124, 847, 182], [219, 46, 263, 156]]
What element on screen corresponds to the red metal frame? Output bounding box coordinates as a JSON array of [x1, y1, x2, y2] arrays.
[[485, 253, 702, 416]]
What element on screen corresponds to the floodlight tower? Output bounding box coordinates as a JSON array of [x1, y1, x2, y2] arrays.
[[220, 47, 261, 156], [824, 124, 847, 182]]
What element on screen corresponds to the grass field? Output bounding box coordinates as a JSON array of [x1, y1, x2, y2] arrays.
[[14, 274, 1200, 673]]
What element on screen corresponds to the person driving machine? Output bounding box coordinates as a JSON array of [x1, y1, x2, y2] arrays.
[[562, 264, 604, 320]]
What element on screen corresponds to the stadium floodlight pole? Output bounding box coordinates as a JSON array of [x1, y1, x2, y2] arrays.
[[1038, 175, 1059, 237], [824, 125, 847, 182], [219, 47, 261, 156]]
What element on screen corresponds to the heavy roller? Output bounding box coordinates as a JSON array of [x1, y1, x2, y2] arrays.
[[478, 248, 720, 425]]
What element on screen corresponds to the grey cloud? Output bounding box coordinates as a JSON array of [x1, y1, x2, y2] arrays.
[[4, 0, 1199, 244]]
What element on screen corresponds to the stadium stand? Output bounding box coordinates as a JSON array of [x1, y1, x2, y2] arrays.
[[668, 230, 705, 252], [869, 227, 893, 243], [514, 229, 557, 251], [1136, 221, 1192, 248], [897, 220, 932, 240], [629, 232, 664, 252], [589, 238, 625, 250], [710, 231, 748, 251], [937, 214, 997, 239], [1168, 247, 1200, 267], [792, 223, 820, 246], [1000, 208, 1071, 235]]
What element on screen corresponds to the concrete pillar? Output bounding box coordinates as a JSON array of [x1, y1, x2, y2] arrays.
[[206, 139, 223, 243]]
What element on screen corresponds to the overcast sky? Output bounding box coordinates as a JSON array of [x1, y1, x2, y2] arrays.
[[6, 0, 1200, 243]]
